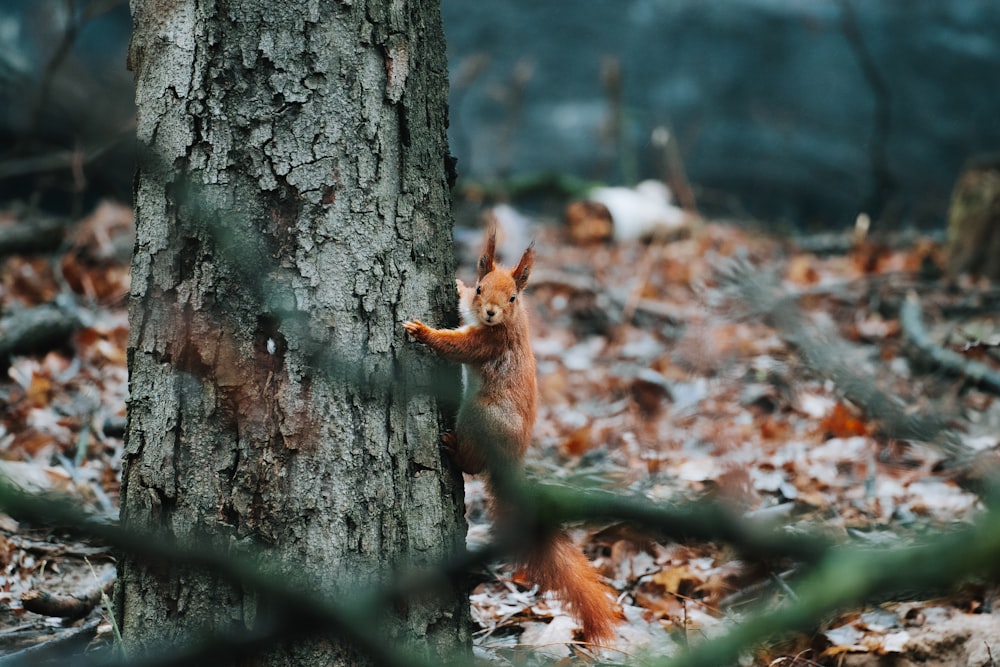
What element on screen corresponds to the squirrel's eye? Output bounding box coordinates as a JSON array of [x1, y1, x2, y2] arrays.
[[509, 294, 516, 303], [475, 286, 481, 295]]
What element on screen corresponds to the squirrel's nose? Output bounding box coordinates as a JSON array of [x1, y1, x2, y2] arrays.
[[485, 308, 496, 318]]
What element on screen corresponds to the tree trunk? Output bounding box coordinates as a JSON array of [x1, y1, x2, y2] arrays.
[[946, 156, 1000, 281], [119, 1, 467, 664]]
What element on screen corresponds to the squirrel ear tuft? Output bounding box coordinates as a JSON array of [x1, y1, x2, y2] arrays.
[[513, 241, 535, 291], [477, 224, 497, 280]]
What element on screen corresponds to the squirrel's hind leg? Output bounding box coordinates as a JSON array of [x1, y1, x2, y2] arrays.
[[442, 431, 486, 475]]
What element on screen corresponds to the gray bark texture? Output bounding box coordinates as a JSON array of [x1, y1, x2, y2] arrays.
[[119, 0, 468, 664]]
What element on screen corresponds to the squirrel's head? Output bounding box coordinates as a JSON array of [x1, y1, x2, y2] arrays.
[[472, 226, 535, 327]]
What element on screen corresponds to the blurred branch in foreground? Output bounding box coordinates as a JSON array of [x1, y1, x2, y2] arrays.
[[715, 259, 971, 460], [4, 466, 1000, 665]]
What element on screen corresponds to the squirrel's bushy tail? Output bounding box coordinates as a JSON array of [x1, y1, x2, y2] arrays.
[[520, 530, 620, 644]]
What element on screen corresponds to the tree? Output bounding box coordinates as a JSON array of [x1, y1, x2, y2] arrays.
[[117, 1, 468, 663], [946, 155, 1000, 281]]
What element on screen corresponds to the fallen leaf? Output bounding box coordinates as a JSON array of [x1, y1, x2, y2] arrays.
[[879, 630, 910, 654], [650, 565, 696, 595], [820, 403, 869, 438], [560, 425, 593, 457], [786, 254, 820, 286], [822, 623, 866, 654], [519, 616, 575, 655]]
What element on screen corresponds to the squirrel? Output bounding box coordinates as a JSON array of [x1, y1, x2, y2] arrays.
[[403, 226, 620, 645]]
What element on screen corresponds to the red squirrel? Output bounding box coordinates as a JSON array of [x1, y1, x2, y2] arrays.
[[403, 227, 620, 644]]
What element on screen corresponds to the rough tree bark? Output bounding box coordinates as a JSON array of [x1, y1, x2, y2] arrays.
[[118, 1, 467, 664], [946, 156, 1000, 281]]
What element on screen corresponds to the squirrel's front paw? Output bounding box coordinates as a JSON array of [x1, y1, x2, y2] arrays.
[[403, 319, 429, 340]]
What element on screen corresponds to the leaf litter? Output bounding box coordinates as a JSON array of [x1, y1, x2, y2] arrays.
[[458, 189, 999, 664], [0, 201, 128, 655], [1, 191, 999, 664]]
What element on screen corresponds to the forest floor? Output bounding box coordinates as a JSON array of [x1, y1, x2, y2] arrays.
[[1, 190, 999, 665]]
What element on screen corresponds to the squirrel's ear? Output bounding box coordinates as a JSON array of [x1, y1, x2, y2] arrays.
[[477, 225, 497, 280], [513, 241, 535, 292]]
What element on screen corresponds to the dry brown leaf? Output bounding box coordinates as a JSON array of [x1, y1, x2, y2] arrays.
[[713, 465, 760, 507], [24, 373, 52, 407], [758, 414, 790, 440], [633, 588, 686, 620], [649, 565, 696, 596], [560, 425, 593, 457], [786, 254, 820, 286], [820, 403, 870, 438], [2, 257, 59, 305]]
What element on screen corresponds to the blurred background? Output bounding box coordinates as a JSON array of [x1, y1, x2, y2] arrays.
[[2, 0, 998, 228]]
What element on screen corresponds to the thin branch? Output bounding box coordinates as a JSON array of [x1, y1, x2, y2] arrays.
[[0, 133, 127, 180], [0, 303, 84, 361], [900, 290, 1000, 395], [0, 480, 441, 667], [20, 567, 114, 619], [655, 505, 1000, 667], [0, 619, 101, 667], [0, 210, 71, 256], [531, 483, 834, 565], [716, 260, 970, 460], [6, 459, 1000, 666]]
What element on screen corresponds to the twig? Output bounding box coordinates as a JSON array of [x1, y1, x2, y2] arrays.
[[4, 462, 1000, 666], [28, 0, 83, 140], [0, 303, 84, 362], [87, 558, 125, 656], [21, 565, 113, 619], [0, 479, 443, 667], [2, 531, 110, 558], [652, 126, 698, 214], [679, 596, 689, 648], [8, 619, 283, 667], [654, 506, 1000, 667], [721, 568, 797, 609], [900, 290, 1000, 395], [0, 472, 836, 655], [0, 211, 72, 256], [531, 483, 835, 565], [771, 571, 798, 601], [496, 58, 533, 180], [621, 241, 668, 327], [0, 619, 101, 667], [531, 268, 687, 326], [601, 56, 637, 185], [0, 135, 126, 180]]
